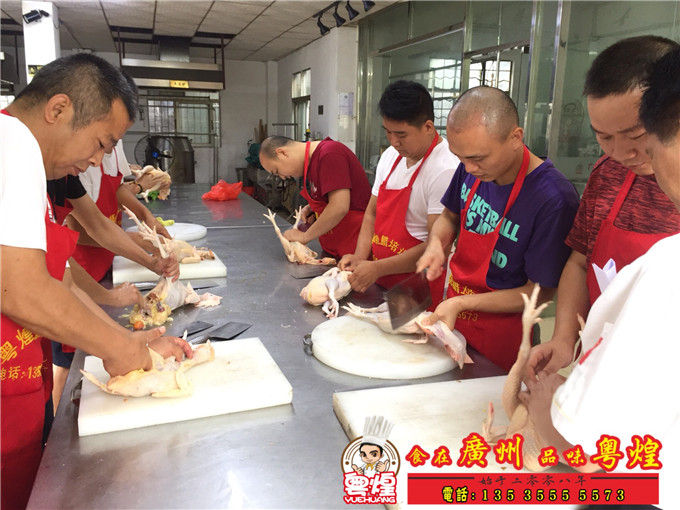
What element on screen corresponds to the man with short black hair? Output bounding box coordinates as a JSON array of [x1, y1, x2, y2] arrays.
[[418, 86, 579, 371], [0, 53, 190, 509], [339, 80, 459, 308], [524, 35, 680, 381], [521, 46, 680, 510]]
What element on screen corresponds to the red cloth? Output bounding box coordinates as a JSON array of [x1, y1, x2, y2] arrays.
[[447, 147, 530, 372], [1, 196, 79, 510], [371, 136, 445, 308], [566, 155, 680, 264], [71, 165, 123, 282], [305, 138, 371, 213]]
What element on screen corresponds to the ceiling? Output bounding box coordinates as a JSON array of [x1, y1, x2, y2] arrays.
[[0, 0, 398, 62]]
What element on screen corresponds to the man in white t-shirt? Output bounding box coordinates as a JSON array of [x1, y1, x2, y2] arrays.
[[0, 54, 191, 510], [339, 80, 459, 309], [520, 47, 680, 510]]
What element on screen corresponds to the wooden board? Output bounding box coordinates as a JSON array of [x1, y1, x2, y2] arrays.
[[112, 252, 227, 284], [78, 338, 293, 436], [125, 222, 207, 242], [333, 378, 578, 510], [311, 316, 456, 379]]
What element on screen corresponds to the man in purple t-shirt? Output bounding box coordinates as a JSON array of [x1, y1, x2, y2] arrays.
[[418, 86, 579, 370], [259, 136, 370, 258]]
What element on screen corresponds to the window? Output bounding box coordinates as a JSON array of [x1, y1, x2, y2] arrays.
[[469, 59, 513, 92], [428, 58, 461, 135], [146, 92, 219, 147], [292, 69, 311, 141]]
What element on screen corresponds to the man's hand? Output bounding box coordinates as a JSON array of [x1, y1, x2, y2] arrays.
[[283, 228, 308, 244], [420, 297, 463, 331], [518, 371, 566, 421], [416, 239, 446, 280], [339, 253, 362, 271], [108, 282, 143, 308], [136, 171, 168, 192], [347, 260, 379, 293], [148, 335, 194, 361], [103, 328, 162, 376], [152, 252, 180, 281], [299, 204, 316, 225], [523, 339, 575, 384]]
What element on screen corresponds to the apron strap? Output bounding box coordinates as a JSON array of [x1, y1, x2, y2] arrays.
[[384, 134, 440, 189], [605, 169, 636, 221], [461, 145, 530, 232]]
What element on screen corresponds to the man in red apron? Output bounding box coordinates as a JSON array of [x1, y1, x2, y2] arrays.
[[419, 87, 579, 371], [1, 54, 191, 510], [258, 136, 371, 259], [524, 36, 680, 381], [339, 81, 459, 309]]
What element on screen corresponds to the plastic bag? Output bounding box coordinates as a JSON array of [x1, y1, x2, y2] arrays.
[[202, 180, 243, 201]]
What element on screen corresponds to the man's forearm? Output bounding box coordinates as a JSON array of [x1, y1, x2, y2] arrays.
[[452, 280, 555, 315], [550, 251, 590, 349], [304, 189, 350, 241]]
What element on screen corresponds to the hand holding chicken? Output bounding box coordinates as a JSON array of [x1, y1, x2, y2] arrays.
[[263, 207, 335, 265]]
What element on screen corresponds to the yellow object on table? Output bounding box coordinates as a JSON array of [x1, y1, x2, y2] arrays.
[[156, 217, 175, 226]]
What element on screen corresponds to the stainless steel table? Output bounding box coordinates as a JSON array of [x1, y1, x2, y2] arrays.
[[28, 185, 505, 509]]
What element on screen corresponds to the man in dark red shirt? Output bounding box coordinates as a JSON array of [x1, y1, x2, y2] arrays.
[[259, 136, 371, 258], [524, 35, 680, 381]]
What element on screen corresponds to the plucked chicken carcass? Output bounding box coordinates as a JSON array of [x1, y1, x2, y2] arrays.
[[131, 165, 172, 202], [123, 206, 214, 264], [263, 207, 336, 265], [300, 267, 352, 318], [122, 207, 221, 329], [129, 277, 220, 328], [342, 302, 471, 368], [81, 341, 215, 397], [482, 284, 559, 471]]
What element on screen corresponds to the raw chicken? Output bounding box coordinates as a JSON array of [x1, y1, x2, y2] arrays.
[[300, 267, 352, 318], [123, 206, 214, 264], [263, 207, 336, 265], [482, 284, 559, 471], [122, 208, 222, 328], [81, 341, 215, 398], [414, 313, 471, 370], [131, 165, 172, 202], [129, 277, 221, 328]]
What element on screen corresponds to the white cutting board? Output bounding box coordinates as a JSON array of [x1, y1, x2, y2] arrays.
[[112, 252, 227, 284], [334, 377, 578, 510], [78, 337, 293, 436], [126, 222, 207, 242], [311, 316, 456, 379]]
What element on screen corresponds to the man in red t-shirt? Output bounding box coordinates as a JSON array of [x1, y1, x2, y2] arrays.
[[259, 136, 371, 258], [524, 36, 680, 381]]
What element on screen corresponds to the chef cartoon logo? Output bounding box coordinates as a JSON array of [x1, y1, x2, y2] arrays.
[[341, 416, 400, 504]]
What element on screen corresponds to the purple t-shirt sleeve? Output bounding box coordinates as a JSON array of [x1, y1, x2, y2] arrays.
[[441, 162, 466, 213]]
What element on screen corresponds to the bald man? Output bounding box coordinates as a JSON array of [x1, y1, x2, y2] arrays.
[[418, 86, 579, 371]]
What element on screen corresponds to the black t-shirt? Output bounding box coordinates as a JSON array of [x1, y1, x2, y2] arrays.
[[46, 175, 86, 207]]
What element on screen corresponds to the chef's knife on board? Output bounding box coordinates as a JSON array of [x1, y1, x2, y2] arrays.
[[188, 321, 253, 344], [134, 280, 219, 291], [385, 270, 432, 330]]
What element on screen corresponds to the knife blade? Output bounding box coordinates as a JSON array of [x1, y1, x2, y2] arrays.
[[188, 321, 253, 344], [385, 270, 432, 330]]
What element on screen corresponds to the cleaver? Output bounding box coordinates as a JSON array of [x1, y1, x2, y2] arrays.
[[385, 270, 432, 330], [188, 321, 253, 344]]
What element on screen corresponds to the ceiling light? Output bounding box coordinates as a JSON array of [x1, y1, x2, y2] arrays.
[[316, 16, 330, 36], [22, 9, 49, 24], [332, 2, 346, 27], [362, 0, 375, 12], [346, 1, 360, 20]]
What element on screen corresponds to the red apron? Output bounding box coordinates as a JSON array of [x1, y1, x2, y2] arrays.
[[446, 146, 530, 371], [1, 197, 79, 510], [299, 141, 365, 258], [71, 159, 123, 282], [586, 170, 677, 304], [371, 136, 446, 308]]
